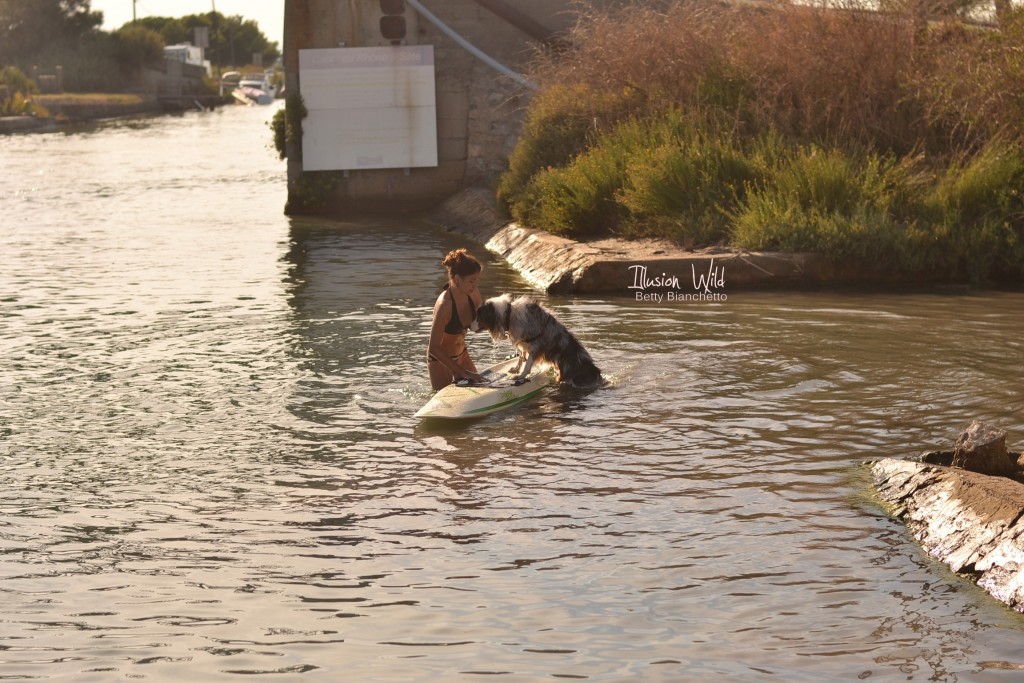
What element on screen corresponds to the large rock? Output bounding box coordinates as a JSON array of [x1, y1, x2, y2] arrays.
[[873, 457, 1024, 611], [952, 420, 1014, 477]]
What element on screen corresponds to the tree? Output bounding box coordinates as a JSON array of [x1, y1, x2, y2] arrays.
[[0, 0, 103, 65], [119, 12, 280, 68], [135, 16, 190, 46], [193, 12, 280, 68], [112, 25, 164, 76]]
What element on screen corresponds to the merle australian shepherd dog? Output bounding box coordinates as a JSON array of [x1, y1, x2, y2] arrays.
[[470, 294, 603, 388]]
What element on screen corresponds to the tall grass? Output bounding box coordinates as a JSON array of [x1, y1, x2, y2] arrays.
[[616, 112, 762, 244], [928, 142, 1024, 282], [497, 84, 637, 221], [497, 1, 1024, 283], [731, 147, 932, 269]]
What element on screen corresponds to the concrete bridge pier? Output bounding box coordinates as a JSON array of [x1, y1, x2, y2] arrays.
[[282, 0, 573, 215]]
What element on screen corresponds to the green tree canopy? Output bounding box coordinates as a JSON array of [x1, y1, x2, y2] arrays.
[[0, 0, 164, 91], [111, 25, 165, 76], [0, 0, 103, 65], [127, 12, 280, 68]]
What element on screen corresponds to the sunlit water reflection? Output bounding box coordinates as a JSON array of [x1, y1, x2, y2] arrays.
[[2, 104, 1024, 682]]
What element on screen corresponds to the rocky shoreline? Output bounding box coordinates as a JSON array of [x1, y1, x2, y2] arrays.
[[431, 187, 964, 296]]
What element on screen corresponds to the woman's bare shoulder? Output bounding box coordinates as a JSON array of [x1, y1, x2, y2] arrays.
[[432, 289, 451, 312]]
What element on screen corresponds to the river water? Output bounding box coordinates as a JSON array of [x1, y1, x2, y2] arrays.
[[2, 103, 1024, 682]]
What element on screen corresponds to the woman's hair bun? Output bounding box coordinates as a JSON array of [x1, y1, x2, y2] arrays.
[[443, 248, 482, 278]]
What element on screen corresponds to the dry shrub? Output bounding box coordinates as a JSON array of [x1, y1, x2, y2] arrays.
[[533, 1, 928, 152], [914, 15, 1024, 152], [533, 2, 742, 117], [729, 2, 922, 151], [533, 1, 1024, 154]]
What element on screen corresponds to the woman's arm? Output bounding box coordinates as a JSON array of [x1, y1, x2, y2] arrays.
[[427, 294, 452, 364], [427, 294, 484, 382]]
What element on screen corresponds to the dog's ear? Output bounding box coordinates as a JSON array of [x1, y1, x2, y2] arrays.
[[471, 302, 491, 330]]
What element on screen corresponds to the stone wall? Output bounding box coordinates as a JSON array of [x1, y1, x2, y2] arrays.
[[140, 60, 209, 97]]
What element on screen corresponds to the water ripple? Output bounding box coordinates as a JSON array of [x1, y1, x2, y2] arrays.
[[3, 107, 1024, 681]]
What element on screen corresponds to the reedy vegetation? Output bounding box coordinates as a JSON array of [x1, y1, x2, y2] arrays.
[[0, 66, 47, 117], [498, 0, 1024, 283]]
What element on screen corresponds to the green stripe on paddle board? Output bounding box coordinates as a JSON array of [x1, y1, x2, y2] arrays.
[[462, 385, 546, 415], [415, 357, 550, 419]]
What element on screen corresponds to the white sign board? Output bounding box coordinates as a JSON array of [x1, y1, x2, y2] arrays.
[[299, 46, 438, 171]]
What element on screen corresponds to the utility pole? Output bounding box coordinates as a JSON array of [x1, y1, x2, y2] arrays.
[[132, 0, 136, 22], [211, 1, 219, 80]]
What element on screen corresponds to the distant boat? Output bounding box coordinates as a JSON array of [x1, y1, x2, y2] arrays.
[[232, 73, 276, 106]]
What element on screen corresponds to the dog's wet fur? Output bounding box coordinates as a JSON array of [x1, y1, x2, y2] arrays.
[[471, 294, 602, 388]]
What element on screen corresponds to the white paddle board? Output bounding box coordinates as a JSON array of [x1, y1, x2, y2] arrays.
[[415, 356, 550, 419]]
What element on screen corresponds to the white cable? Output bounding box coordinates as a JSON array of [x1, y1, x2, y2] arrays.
[[403, 0, 538, 90]]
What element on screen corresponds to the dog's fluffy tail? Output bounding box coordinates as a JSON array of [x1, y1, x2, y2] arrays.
[[567, 359, 603, 388]]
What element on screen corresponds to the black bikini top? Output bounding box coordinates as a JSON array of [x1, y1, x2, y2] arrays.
[[444, 286, 473, 334]]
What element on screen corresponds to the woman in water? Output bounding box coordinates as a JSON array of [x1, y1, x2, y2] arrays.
[[427, 248, 486, 390]]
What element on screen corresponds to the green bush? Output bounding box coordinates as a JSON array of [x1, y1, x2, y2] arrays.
[[517, 144, 626, 237], [498, 84, 636, 219], [0, 66, 38, 95], [731, 146, 930, 269], [928, 141, 1024, 282], [617, 111, 760, 244], [512, 111, 755, 240], [0, 66, 44, 116], [728, 140, 1024, 280], [271, 93, 307, 161]]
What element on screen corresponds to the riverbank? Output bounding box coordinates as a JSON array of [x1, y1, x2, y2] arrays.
[[0, 93, 231, 133], [431, 187, 966, 296], [496, 4, 1024, 290]]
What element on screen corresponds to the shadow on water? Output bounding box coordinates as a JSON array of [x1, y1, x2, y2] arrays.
[[541, 381, 608, 417]]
